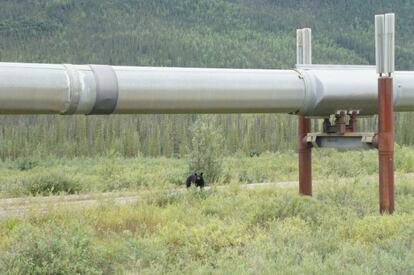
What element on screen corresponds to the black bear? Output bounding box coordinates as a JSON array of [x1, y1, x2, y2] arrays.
[[186, 173, 205, 188], [196, 173, 205, 188], [186, 173, 197, 188]]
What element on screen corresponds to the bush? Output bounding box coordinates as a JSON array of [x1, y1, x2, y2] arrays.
[[0, 224, 107, 275], [22, 172, 82, 196], [250, 192, 325, 225], [16, 157, 39, 171], [395, 145, 414, 173], [343, 215, 414, 245], [188, 116, 224, 183]]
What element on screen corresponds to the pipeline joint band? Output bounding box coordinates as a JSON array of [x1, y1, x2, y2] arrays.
[[89, 65, 119, 115], [63, 64, 82, 115]]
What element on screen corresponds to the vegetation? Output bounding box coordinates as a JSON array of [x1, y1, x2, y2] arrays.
[[0, 1, 414, 158], [1, 1, 414, 273], [1, 171, 414, 273], [188, 116, 224, 182], [0, 145, 413, 198]]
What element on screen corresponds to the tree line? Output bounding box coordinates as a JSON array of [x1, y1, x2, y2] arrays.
[[0, 0, 413, 158]]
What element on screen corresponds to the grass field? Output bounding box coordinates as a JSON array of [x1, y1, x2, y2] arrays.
[[1, 148, 414, 274], [2, 145, 414, 198]]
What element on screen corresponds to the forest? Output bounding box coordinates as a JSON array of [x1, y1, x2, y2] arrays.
[[0, 0, 414, 158]]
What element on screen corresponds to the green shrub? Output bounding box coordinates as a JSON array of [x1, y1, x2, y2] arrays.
[[316, 181, 375, 215], [343, 215, 414, 245], [249, 192, 325, 226], [188, 116, 224, 183], [143, 190, 185, 208], [0, 224, 107, 275], [22, 172, 82, 196], [15, 157, 39, 171], [1, 177, 414, 274], [126, 238, 168, 271], [395, 145, 414, 173]]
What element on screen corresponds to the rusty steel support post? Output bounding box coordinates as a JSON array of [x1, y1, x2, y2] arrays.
[[376, 13, 395, 214], [298, 115, 312, 196], [378, 76, 394, 214], [297, 28, 312, 196]]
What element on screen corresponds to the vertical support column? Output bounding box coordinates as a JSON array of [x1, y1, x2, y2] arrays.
[[297, 28, 312, 196], [376, 13, 395, 214], [378, 77, 394, 213], [298, 116, 312, 195]]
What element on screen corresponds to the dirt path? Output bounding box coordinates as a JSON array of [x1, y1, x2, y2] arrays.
[[0, 181, 300, 218], [0, 191, 153, 218], [1, 173, 412, 218]]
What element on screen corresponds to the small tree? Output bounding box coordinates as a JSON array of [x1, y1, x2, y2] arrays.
[[188, 116, 224, 183]]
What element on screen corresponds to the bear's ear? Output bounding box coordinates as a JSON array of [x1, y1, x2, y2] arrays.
[[200, 172, 203, 176], [194, 173, 198, 176]]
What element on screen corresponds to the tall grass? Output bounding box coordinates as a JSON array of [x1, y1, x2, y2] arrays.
[[0, 148, 414, 272], [1, 146, 414, 197], [1, 179, 414, 274]]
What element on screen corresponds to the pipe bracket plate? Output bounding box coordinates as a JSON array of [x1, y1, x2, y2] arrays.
[[306, 132, 377, 150]]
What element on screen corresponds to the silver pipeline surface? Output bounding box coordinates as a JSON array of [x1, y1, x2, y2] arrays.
[[0, 62, 414, 116]]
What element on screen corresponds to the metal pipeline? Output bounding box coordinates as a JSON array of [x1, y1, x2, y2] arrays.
[[1, 62, 414, 116]]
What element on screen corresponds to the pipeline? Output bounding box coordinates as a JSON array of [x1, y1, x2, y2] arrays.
[[1, 62, 414, 116]]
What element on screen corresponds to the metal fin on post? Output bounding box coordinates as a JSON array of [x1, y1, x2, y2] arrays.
[[296, 28, 312, 66], [376, 13, 395, 75]]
